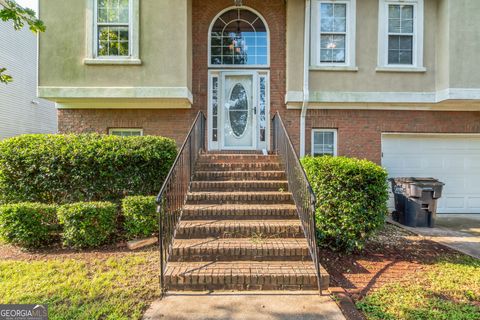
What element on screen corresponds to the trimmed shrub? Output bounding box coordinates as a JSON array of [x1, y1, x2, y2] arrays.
[[302, 156, 389, 252], [0, 203, 59, 248], [122, 196, 158, 240], [58, 202, 117, 248], [0, 134, 177, 204]]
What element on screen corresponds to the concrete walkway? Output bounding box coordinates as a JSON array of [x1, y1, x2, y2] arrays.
[[388, 214, 480, 259], [143, 291, 346, 320]]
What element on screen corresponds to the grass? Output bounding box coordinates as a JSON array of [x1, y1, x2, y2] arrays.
[[0, 250, 160, 320], [357, 255, 480, 320]]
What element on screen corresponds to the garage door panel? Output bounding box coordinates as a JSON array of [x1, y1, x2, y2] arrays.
[[382, 134, 480, 214]]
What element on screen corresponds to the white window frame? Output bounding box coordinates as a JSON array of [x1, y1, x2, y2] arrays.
[[377, 0, 424, 71], [108, 128, 144, 136], [85, 0, 141, 65], [311, 129, 338, 156], [311, 0, 356, 68]]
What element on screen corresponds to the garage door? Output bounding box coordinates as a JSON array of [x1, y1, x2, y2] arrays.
[[382, 134, 480, 214]]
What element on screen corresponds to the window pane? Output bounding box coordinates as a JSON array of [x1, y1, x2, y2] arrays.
[[320, 35, 345, 63], [389, 5, 400, 19], [389, 4, 414, 34], [321, 3, 346, 32], [398, 50, 413, 64], [401, 5, 414, 19], [313, 131, 335, 156], [98, 26, 129, 56], [402, 19, 414, 33], [333, 17, 346, 32], [210, 8, 268, 65], [320, 3, 333, 19], [334, 4, 346, 18], [111, 130, 142, 137], [388, 18, 401, 33], [388, 35, 400, 50], [399, 36, 412, 50]]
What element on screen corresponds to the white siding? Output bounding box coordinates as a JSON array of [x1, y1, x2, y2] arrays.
[[0, 17, 56, 140]]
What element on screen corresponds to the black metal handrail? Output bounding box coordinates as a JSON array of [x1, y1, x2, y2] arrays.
[[156, 111, 206, 295], [272, 112, 322, 293]]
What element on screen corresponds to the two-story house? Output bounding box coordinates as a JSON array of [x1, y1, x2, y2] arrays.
[[38, 0, 480, 214]]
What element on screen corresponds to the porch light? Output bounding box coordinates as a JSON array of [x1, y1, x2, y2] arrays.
[[234, 0, 243, 7]]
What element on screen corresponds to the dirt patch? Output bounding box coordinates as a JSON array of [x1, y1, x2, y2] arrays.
[[320, 224, 461, 319], [0, 241, 157, 262]]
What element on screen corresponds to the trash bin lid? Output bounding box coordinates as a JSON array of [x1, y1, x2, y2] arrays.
[[390, 177, 445, 187]]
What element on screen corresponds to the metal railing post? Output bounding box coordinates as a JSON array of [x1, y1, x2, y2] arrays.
[[156, 111, 206, 297], [270, 112, 322, 295]]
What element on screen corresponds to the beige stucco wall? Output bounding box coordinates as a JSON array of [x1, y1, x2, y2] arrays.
[[447, 0, 480, 89], [39, 0, 192, 90], [287, 0, 440, 95]]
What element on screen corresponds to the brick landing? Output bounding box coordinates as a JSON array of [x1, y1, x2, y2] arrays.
[[164, 153, 329, 291]]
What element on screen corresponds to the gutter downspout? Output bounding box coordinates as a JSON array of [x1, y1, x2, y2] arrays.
[[300, 0, 311, 157]]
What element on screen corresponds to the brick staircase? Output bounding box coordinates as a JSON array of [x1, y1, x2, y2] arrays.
[[164, 153, 329, 291]]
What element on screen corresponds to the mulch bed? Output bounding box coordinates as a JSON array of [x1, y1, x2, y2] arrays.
[[319, 223, 460, 320]]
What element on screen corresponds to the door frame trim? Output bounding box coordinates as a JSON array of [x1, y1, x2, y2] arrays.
[[208, 69, 270, 151]]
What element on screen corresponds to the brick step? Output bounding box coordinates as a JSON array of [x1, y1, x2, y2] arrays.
[[198, 154, 279, 164], [176, 220, 304, 239], [194, 171, 286, 181], [170, 238, 311, 262], [186, 191, 293, 205], [182, 204, 298, 220], [196, 162, 282, 172], [165, 261, 329, 291], [191, 180, 289, 192]]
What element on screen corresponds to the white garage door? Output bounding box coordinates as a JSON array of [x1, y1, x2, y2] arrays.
[[382, 134, 480, 214]]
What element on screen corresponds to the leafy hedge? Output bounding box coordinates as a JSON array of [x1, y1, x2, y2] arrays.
[[57, 202, 117, 248], [302, 156, 389, 252], [0, 203, 59, 248], [122, 196, 158, 240], [0, 134, 177, 204]]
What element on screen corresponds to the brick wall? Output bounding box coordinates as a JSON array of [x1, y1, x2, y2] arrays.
[[306, 109, 480, 164], [58, 109, 192, 145]]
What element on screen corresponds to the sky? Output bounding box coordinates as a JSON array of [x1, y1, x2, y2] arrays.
[[15, 0, 38, 13]]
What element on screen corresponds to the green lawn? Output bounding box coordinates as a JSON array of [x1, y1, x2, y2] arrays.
[[357, 255, 480, 320], [0, 249, 160, 320]]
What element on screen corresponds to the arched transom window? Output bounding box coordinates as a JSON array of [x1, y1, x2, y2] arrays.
[[210, 8, 268, 66]]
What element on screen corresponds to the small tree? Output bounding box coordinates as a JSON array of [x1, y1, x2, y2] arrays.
[[0, 0, 45, 84]]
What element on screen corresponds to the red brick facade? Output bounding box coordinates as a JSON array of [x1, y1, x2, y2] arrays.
[[306, 109, 480, 163], [57, 1, 480, 162]]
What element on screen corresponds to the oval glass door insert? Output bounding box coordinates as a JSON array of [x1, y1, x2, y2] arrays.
[[229, 83, 249, 137]]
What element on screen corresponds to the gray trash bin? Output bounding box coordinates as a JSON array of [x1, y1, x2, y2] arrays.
[[389, 177, 445, 228]]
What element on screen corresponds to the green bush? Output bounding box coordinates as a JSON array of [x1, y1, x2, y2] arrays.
[[302, 156, 389, 252], [0, 203, 59, 248], [0, 134, 177, 204], [58, 202, 117, 248], [122, 196, 158, 240]]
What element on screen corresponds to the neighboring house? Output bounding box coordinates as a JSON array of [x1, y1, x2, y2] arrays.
[[38, 0, 480, 214], [0, 1, 57, 140]]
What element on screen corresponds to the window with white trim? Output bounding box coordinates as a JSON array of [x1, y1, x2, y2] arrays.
[[96, 0, 130, 57], [311, 0, 356, 67], [312, 129, 337, 157], [378, 0, 424, 68], [86, 0, 140, 64], [109, 128, 143, 137]]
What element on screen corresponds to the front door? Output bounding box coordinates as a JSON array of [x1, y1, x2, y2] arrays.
[[222, 74, 256, 150]]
